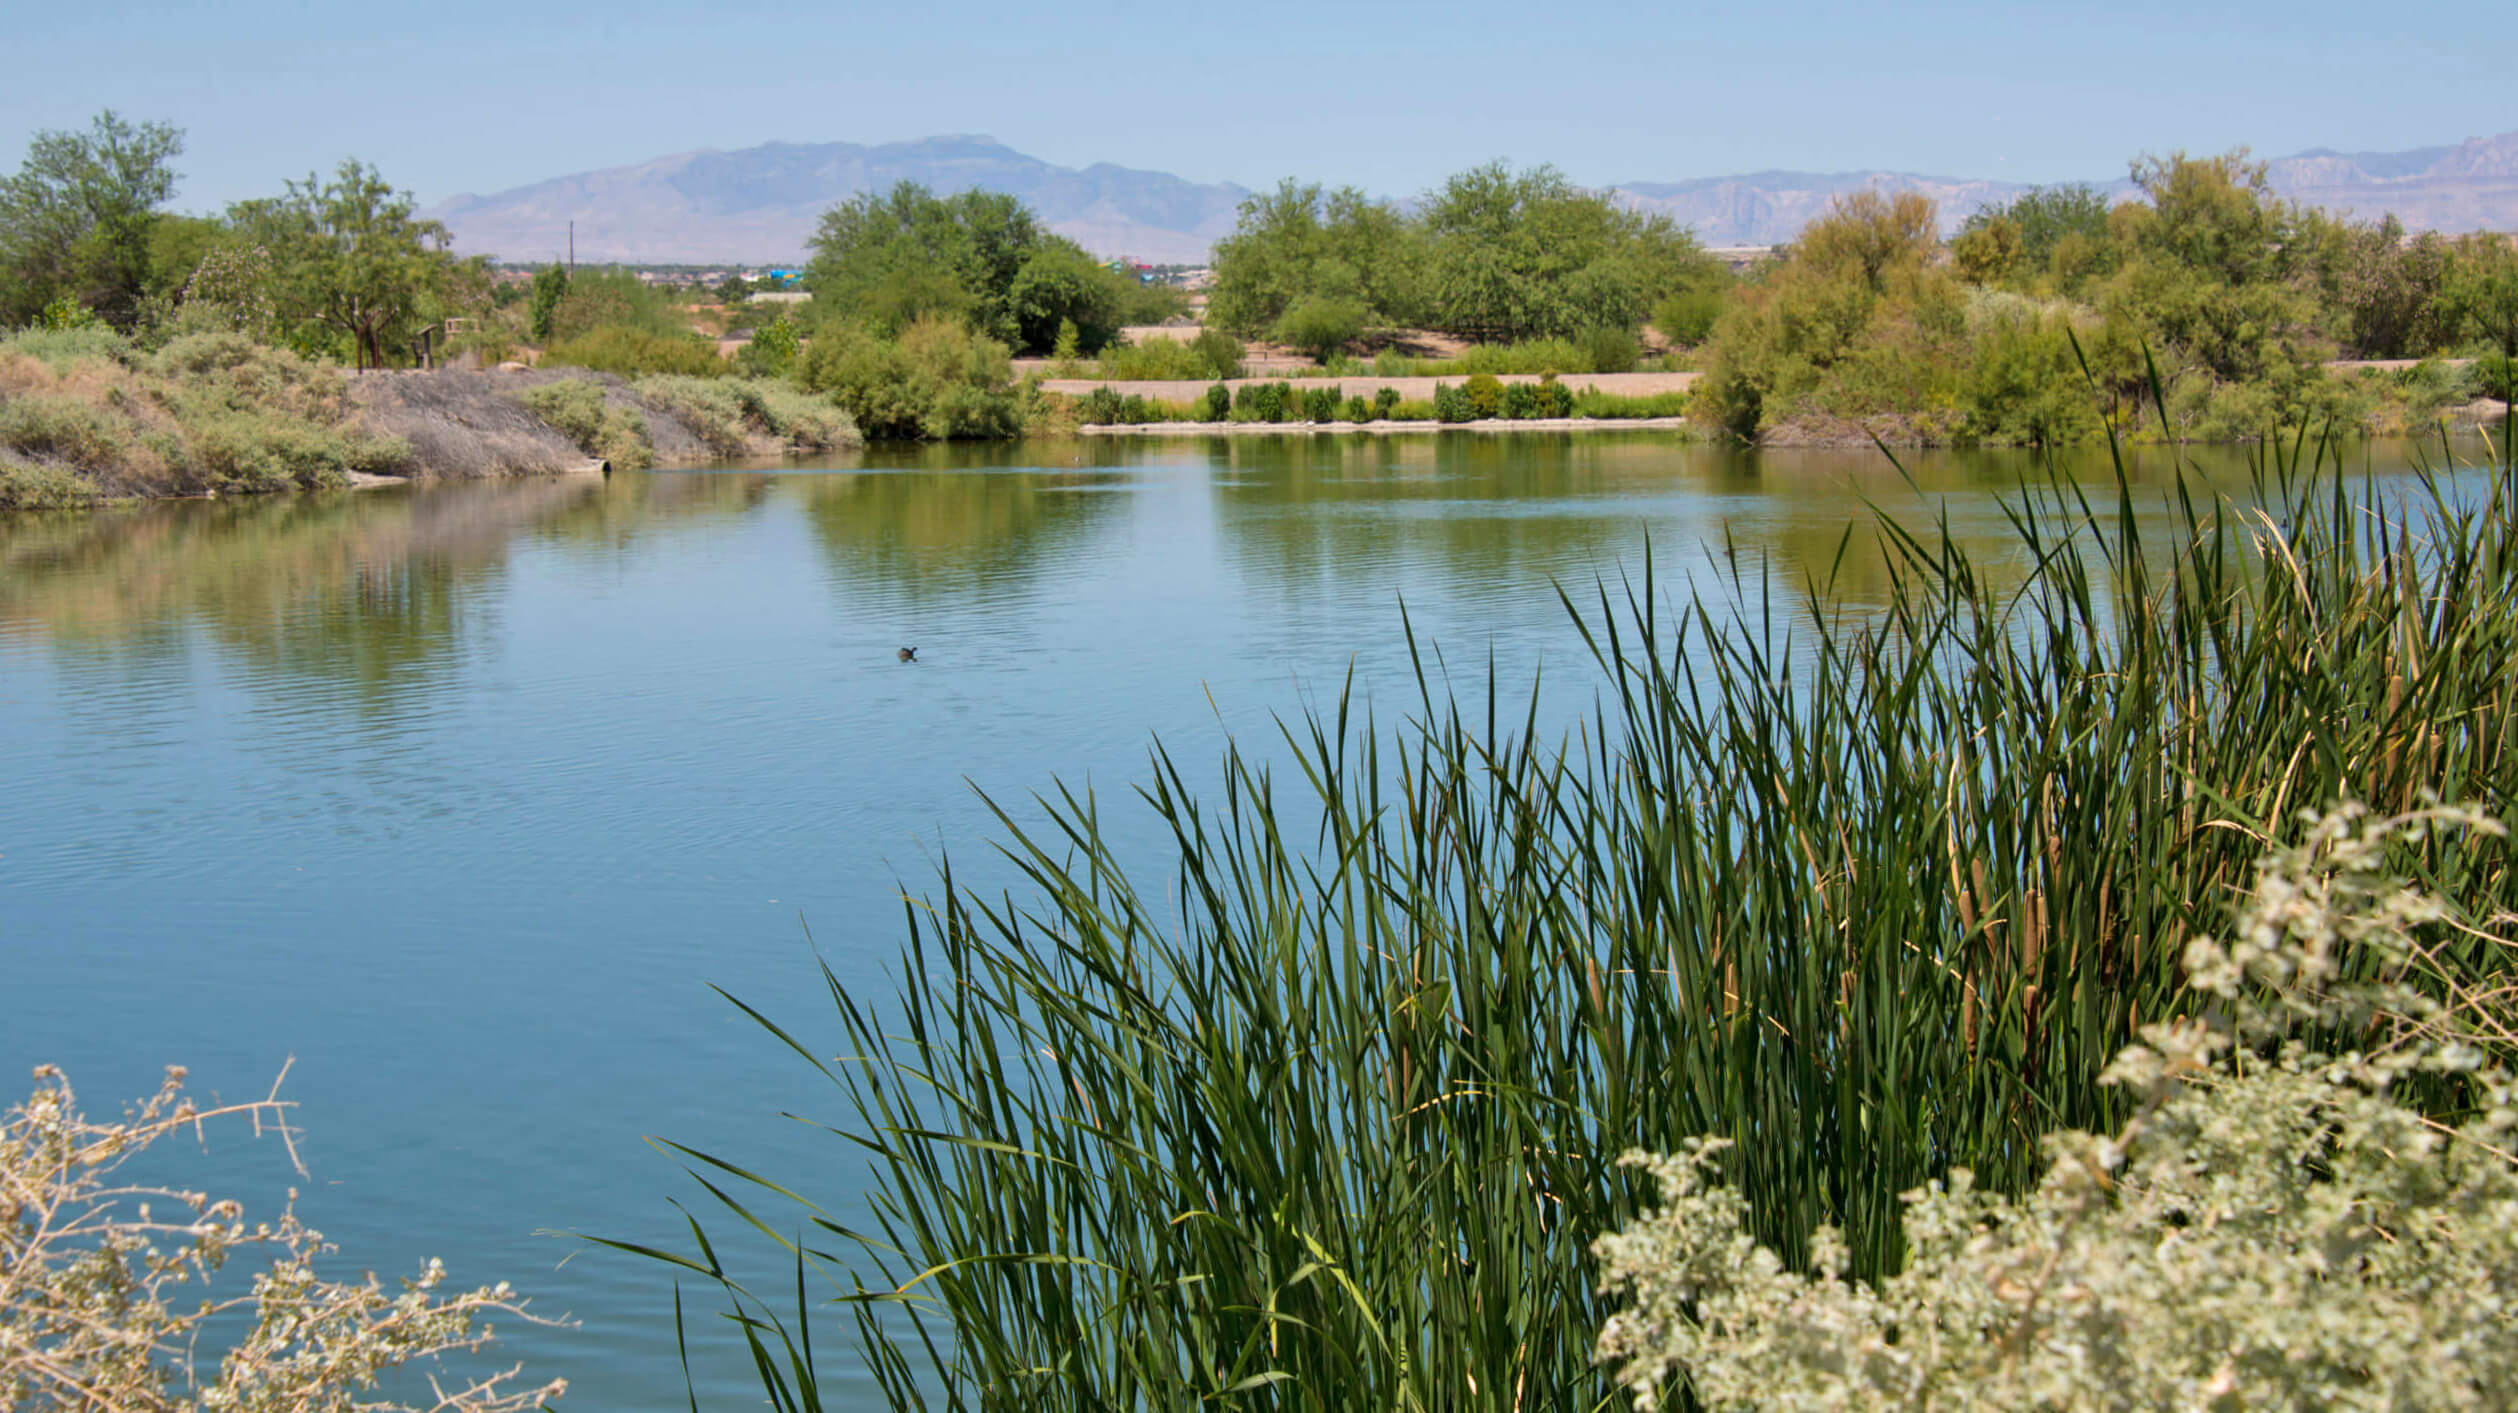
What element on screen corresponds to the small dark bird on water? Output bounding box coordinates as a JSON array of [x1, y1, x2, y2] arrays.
[[898, 646, 918, 662]]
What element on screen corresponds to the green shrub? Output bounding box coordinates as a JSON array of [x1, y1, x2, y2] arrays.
[[630, 374, 856, 455], [2479, 353, 2517, 403], [1431, 381, 1473, 422], [150, 333, 351, 424], [1272, 297, 1369, 364], [1688, 359, 1764, 439], [1389, 396, 1435, 420], [1374, 386, 1402, 420], [797, 316, 1022, 441], [181, 410, 405, 491], [1092, 330, 1245, 382], [1961, 312, 2099, 446], [1652, 282, 1727, 346], [1079, 387, 1124, 425], [1234, 381, 1293, 424], [1572, 389, 1692, 419], [0, 396, 125, 469], [736, 316, 801, 378], [542, 325, 727, 378], [1462, 372, 1503, 419], [1579, 325, 1639, 374], [1535, 372, 1573, 417], [517, 379, 654, 469], [1, 325, 134, 371], [1301, 386, 1341, 422], [1189, 328, 1245, 380], [1500, 381, 1540, 419], [1201, 381, 1232, 421], [0, 454, 92, 508], [1343, 395, 1372, 422]]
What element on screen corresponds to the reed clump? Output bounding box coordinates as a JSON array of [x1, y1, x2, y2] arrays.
[[644, 415, 2518, 1409]]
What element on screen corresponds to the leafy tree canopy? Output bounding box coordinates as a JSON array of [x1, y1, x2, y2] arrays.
[[0, 110, 186, 329], [1206, 181, 1426, 337], [232, 160, 476, 369], [805, 182, 1148, 356], [1422, 163, 1719, 343]]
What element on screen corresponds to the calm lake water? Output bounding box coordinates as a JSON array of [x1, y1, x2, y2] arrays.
[[0, 430, 2465, 1406]]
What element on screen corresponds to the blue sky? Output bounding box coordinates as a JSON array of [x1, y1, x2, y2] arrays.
[[6, 0, 2508, 211]]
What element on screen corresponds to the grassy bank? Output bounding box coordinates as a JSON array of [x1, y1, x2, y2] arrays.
[[0, 328, 859, 509], [638, 412, 2518, 1406]]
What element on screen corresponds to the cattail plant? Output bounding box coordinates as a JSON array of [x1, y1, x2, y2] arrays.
[[629, 405, 2518, 1410]]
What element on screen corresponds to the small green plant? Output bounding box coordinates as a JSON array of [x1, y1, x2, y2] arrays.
[[35, 296, 100, 331], [1579, 325, 1639, 374], [1079, 386, 1123, 425], [1373, 386, 1401, 420], [1201, 380, 1232, 421], [1301, 385, 1340, 422], [1462, 372, 1503, 418], [1432, 380, 1474, 422], [1343, 394, 1372, 422], [1501, 380, 1540, 419]]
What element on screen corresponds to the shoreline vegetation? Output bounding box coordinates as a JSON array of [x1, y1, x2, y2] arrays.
[[7, 112, 2518, 507]]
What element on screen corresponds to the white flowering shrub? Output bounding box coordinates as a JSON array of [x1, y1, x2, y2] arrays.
[[1595, 802, 2518, 1411], [1, 1064, 565, 1411]]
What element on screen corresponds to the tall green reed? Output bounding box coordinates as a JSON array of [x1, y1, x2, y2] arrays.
[[623, 417, 2518, 1411]]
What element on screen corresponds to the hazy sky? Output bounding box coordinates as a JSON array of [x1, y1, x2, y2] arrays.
[[6, 0, 2508, 212]]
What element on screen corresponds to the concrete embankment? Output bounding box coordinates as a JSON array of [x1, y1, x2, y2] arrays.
[[1079, 416, 1694, 437], [1038, 371, 1702, 402]]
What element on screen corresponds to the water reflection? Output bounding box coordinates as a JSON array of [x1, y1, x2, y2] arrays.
[[796, 466, 1133, 605], [0, 475, 774, 720]]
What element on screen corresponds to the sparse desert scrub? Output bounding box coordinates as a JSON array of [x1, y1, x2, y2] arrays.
[[0, 330, 406, 506], [2, 1062, 565, 1411], [630, 374, 859, 456]]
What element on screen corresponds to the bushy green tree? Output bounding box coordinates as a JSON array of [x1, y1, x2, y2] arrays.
[[1421, 163, 1718, 342], [805, 183, 1142, 356], [0, 111, 186, 329], [1187, 327, 1244, 380], [1271, 295, 1367, 362], [234, 160, 472, 369], [1958, 184, 2113, 288], [1693, 192, 1968, 437], [1006, 241, 1125, 354], [1206, 181, 1426, 337], [2325, 216, 2456, 358]]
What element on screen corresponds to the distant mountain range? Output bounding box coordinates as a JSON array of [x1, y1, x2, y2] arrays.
[[424, 130, 2518, 266]]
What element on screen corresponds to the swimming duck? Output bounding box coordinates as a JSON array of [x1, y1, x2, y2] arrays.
[[898, 646, 918, 662]]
